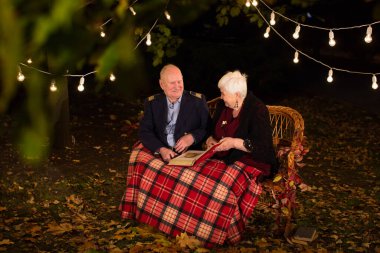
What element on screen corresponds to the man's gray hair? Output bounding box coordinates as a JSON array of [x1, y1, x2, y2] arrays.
[[218, 70, 247, 98]]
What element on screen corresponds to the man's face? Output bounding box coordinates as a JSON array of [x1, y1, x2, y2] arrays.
[[160, 67, 184, 102]]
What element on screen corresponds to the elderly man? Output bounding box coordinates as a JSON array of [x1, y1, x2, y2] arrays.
[[139, 64, 209, 162]]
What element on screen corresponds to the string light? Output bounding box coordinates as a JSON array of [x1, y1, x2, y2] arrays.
[[109, 73, 116, 82], [18, 0, 379, 92], [364, 25, 372, 43], [328, 30, 336, 47], [327, 69, 334, 83], [245, 0, 251, 8], [164, 11, 171, 21], [253, 1, 380, 89], [258, 0, 380, 33], [17, 67, 25, 82], [129, 6, 136, 16], [100, 27, 106, 38], [146, 33, 152, 46], [270, 11, 276, 26], [293, 51, 299, 63], [27, 58, 32, 64], [49, 79, 57, 92], [372, 75, 378, 90], [264, 26, 270, 38], [15, 2, 163, 91], [77, 76, 85, 92], [293, 24, 301, 39]]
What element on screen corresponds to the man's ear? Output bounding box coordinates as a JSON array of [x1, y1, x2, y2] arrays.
[[159, 80, 164, 90]]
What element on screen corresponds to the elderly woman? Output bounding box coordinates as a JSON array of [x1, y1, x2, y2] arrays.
[[120, 70, 276, 248], [206, 70, 277, 178]]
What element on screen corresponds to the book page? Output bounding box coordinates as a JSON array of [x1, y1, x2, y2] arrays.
[[168, 143, 220, 166], [168, 150, 204, 166]]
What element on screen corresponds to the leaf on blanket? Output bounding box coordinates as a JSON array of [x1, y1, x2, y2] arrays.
[[176, 232, 202, 249]]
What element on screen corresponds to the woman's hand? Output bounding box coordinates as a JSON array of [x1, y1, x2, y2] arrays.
[[214, 137, 237, 152], [205, 136, 218, 149]]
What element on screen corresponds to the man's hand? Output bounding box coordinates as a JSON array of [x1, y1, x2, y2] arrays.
[[174, 134, 194, 153], [159, 147, 178, 162]]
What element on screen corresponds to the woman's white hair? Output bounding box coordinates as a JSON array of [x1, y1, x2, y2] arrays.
[[217, 70, 247, 98]]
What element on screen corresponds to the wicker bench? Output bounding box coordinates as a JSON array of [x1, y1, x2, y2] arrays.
[[207, 97, 308, 237]]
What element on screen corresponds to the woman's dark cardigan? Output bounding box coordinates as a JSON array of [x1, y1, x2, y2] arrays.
[[210, 91, 278, 177]]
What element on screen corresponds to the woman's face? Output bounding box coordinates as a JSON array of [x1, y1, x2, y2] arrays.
[[220, 88, 236, 108]]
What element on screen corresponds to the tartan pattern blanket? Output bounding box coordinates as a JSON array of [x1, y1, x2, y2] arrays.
[[119, 143, 262, 247]]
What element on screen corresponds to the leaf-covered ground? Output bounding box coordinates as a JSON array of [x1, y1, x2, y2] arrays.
[[0, 94, 379, 252]]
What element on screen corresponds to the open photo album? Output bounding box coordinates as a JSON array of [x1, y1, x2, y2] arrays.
[[168, 143, 220, 166]]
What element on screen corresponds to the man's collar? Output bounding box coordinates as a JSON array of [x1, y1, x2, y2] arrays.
[[166, 95, 182, 106]]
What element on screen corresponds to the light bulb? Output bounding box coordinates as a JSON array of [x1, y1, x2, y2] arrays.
[[146, 33, 152, 46], [78, 84, 84, 92], [100, 29, 106, 38], [372, 75, 378, 90], [329, 30, 336, 47], [364, 25, 372, 43], [27, 58, 32, 64], [264, 26, 270, 38], [293, 24, 301, 39], [293, 51, 299, 63], [164, 11, 171, 20], [365, 35, 372, 43], [17, 72, 25, 82], [252, 0, 258, 6], [17, 71, 25, 82], [50, 80, 57, 92], [109, 73, 116, 82], [270, 12, 276, 26], [129, 7, 136, 15], [327, 69, 333, 83], [245, 0, 251, 7]]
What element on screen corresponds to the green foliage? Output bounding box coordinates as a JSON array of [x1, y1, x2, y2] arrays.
[[146, 25, 183, 66], [0, 0, 22, 114]]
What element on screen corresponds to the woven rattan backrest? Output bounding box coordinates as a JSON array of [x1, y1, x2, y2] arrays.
[[207, 98, 304, 148]]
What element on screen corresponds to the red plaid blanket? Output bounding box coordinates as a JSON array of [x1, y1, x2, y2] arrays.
[[119, 143, 262, 247]]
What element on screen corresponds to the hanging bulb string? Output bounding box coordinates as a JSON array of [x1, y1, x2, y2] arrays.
[[19, 63, 52, 75], [16, 1, 168, 82], [258, 0, 380, 31], [64, 70, 98, 78], [134, 18, 159, 50], [100, 18, 112, 28], [19, 62, 101, 78], [253, 4, 380, 76]]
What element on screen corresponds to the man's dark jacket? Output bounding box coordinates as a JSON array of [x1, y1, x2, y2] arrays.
[[210, 91, 277, 177], [139, 91, 209, 153]]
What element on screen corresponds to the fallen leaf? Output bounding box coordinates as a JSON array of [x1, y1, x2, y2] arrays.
[[273, 175, 282, 182], [0, 239, 14, 246], [176, 232, 202, 249], [47, 223, 73, 235]]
